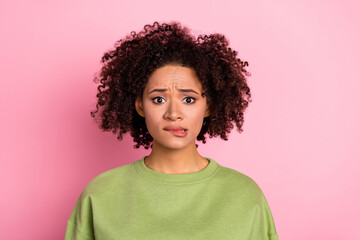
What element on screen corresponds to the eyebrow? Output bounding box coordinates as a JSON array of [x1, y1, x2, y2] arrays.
[[148, 88, 200, 95]]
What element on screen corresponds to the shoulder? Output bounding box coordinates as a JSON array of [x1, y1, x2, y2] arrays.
[[80, 161, 136, 197], [66, 162, 137, 238], [215, 163, 265, 201], [217, 164, 261, 190]]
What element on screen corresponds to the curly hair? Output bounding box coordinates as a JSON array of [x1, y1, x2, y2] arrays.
[[90, 21, 251, 149]]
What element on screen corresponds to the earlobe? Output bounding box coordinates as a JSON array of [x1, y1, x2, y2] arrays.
[[204, 105, 211, 117], [135, 97, 145, 117]]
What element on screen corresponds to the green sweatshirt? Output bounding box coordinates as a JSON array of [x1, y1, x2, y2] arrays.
[[65, 156, 278, 240]]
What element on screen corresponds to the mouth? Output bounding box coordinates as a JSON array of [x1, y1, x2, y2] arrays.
[[163, 126, 187, 132], [163, 127, 188, 137], [165, 129, 187, 132]]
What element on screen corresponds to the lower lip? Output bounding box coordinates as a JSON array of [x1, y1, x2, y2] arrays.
[[165, 130, 188, 137]]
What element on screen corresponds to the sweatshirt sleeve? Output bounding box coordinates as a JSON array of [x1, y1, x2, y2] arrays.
[[64, 192, 95, 240], [248, 192, 279, 240]]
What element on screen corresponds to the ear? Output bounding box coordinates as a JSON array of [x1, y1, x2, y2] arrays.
[[204, 103, 211, 117], [135, 97, 145, 117]]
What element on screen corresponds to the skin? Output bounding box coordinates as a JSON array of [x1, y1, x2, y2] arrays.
[[135, 64, 211, 174]]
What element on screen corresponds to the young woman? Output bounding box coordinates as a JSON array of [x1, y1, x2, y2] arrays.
[[65, 21, 278, 240]]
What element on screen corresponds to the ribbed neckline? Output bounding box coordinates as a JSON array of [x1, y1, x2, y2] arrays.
[[134, 155, 219, 184]]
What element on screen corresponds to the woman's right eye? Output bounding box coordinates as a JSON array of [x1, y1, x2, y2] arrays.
[[152, 97, 165, 104]]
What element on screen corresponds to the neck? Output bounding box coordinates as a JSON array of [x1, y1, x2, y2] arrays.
[[145, 141, 209, 174]]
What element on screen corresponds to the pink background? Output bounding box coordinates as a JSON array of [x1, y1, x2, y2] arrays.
[[1, 0, 359, 239]]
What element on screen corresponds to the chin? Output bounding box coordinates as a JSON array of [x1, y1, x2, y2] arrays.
[[163, 143, 189, 150], [155, 140, 193, 150]]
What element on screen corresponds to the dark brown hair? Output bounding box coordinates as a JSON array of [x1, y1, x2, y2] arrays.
[[91, 21, 251, 149]]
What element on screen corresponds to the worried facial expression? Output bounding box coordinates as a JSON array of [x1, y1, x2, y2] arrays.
[[135, 64, 210, 150]]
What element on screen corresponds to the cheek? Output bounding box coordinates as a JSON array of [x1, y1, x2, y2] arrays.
[[143, 105, 161, 131], [144, 114, 157, 130], [187, 107, 207, 128]]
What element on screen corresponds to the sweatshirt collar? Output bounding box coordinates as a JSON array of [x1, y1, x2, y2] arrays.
[[134, 155, 219, 184]]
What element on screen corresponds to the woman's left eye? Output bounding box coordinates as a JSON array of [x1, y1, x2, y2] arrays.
[[183, 97, 195, 104]]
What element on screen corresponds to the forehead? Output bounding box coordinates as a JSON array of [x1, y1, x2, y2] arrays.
[[146, 65, 203, 90]]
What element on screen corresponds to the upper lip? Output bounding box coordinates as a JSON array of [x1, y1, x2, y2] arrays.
[[164, 126, 187, 131]]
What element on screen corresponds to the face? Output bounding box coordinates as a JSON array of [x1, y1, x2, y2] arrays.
[[135, 64, 210, 150]]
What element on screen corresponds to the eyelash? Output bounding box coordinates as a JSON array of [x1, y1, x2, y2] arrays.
[[152, 97, 196, 104]]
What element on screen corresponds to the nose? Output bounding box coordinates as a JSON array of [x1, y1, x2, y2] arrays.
[[164, 99, 183, 121]]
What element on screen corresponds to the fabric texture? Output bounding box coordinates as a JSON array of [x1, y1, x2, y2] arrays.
[[65, 156, 278, 240]]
